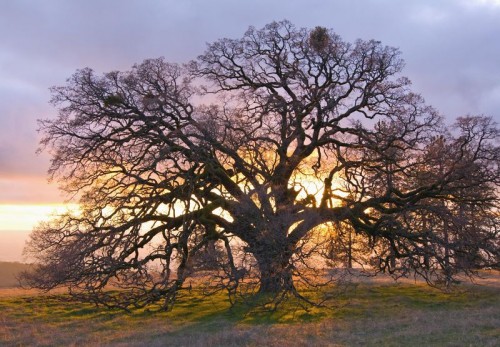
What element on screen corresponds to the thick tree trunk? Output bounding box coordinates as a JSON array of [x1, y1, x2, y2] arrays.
[[253, 247, 294, 294], [258, 262, 293, 294]]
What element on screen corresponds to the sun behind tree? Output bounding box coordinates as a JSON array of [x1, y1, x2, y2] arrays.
[[22, 20, 499, 310]]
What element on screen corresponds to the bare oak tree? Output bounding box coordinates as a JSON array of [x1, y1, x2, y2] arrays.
[[23, 21, 500, 309]]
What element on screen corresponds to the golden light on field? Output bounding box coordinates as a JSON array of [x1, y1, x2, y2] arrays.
[[0, 204, 79, 231]]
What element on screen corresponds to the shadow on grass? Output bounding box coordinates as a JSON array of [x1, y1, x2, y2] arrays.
[[1, 281, 498, 346]]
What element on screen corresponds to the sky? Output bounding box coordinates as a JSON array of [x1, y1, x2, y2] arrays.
[[1, 0, 499, 260]]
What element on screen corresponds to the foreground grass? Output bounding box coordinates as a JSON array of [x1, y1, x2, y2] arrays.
[[0, 280, 499, 346]]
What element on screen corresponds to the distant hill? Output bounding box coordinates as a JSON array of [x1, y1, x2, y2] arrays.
[[0, 262, 31, 288]]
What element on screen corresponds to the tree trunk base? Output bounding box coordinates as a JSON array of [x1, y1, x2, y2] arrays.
[[258, 271, 293, 295]]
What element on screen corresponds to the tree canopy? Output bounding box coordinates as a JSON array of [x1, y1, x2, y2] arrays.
[[23, 21, 500, 310]]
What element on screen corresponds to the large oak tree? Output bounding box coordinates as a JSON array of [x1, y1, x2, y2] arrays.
[[23, 21, 499, 309]]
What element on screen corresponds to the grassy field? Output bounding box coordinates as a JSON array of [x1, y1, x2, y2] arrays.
[[0, 266, 499, 346]]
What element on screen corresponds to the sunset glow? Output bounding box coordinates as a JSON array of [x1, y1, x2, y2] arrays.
[[0, 204, 79, 231]]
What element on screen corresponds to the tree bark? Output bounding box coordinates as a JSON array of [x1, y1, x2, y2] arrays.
[[347, 228, 353, 269], [253, 245, 294, 294]]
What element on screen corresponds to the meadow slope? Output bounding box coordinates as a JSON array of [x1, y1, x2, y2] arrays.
[[0, 265, 499, 346]]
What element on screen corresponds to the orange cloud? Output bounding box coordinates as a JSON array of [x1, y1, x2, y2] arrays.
[[0, 175, 63, 204]]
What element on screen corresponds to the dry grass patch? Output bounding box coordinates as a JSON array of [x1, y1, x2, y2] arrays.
[[1, 272, 499, 346]]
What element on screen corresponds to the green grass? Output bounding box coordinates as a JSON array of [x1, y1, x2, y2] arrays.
[[1, 280, 499, 346]]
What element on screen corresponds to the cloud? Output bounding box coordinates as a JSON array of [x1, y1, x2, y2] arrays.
[[464, 0, 500, 8], [0, 175, 62, 204], [0, 0, 499, 204]]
